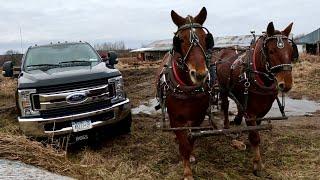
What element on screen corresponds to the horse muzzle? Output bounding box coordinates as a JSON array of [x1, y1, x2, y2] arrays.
[[189, 69, 209, 85], [276, 71, 293, 93]]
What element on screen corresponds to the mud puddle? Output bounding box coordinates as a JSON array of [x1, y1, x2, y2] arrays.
[[132, 97, 320, 117]]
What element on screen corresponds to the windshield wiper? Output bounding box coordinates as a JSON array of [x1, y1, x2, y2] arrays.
[[59, 60, 94, 64], [27, 64, 60, 68]]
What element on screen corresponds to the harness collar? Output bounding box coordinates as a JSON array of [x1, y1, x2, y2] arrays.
[[172, 57, 187, 86]]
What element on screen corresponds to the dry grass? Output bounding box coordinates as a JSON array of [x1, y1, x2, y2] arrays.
[[0, 113, 82, 178], [118, 57, 161, 70], [0, 112, 319, 179], [0, 74, 17, 107], [289, 54, 320, 101]]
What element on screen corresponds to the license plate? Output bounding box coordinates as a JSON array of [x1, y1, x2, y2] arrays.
[[72, 120, 92, 132]]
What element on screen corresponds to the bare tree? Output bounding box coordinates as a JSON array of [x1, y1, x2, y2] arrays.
[[94, 41, 126, 50], [5, 50, 20, 55]]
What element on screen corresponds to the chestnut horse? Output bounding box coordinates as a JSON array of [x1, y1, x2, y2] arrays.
[[156, 7, 214, 179], [213, 22, 295, 175]]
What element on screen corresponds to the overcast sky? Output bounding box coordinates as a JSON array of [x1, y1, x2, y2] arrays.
[[0, 0, 319, 54]]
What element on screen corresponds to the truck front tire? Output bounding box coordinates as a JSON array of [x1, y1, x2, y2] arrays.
[[117, 112, 132, 134]]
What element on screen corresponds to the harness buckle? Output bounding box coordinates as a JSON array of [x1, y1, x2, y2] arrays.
[[244, 81, 250, 88]]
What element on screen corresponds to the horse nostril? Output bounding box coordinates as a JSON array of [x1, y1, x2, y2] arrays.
[[278, 83, 285, 91], [190, 70, 196, 77]]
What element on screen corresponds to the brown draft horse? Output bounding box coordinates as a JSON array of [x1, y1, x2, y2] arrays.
[[156, 7, 214, 179], [213, 22, 295, 176]]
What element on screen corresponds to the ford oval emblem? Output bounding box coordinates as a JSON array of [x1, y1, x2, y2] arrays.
[[66, 93, 88, 104]]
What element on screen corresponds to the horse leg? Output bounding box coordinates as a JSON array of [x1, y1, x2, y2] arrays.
[[234, 105, 243, 125], [246, 118, 264, 176], [220, 91, 230, 129], [175, 130, 194, 180], [189, 137, 196, 163]]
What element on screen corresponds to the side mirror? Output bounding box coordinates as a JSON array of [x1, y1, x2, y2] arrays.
[[108, 51, 118, 65], [100, 54, 108, 62], [2, 61, 14, 77]]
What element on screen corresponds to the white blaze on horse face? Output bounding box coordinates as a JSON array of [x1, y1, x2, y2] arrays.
[[189, 67, 209, 85]]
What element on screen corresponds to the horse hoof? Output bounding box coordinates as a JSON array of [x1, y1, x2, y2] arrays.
[[253, 169, 266, 177], [189, 155, 196, 163], [253, 162, 265, 177], [234, 116, 242, 125], [231, 140, 246, 150]]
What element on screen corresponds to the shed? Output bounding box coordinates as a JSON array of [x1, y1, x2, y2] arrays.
[[130, 35, 256, 61], [130, 40, 172, 61], [296, 28, 320, 55]]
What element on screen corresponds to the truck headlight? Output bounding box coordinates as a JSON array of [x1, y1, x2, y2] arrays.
[[18, 89, 40, 117], [108, 76, 125, 103]]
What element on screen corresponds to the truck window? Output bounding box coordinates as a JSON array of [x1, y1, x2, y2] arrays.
[[24, 43, 101, 70]]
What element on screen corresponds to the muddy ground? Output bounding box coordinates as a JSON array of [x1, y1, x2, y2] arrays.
[[0, 55, 319, 179]]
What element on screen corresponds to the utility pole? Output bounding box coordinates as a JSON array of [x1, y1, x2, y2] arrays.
[[20, 27, 23, 54]]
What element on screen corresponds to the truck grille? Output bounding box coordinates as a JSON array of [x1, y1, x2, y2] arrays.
[[36, 78, 108, 93], [40, 100, 111, 118], [31, 79, 116, 118]]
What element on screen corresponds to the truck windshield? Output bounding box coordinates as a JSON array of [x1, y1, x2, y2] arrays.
[[24, 43, 101, 71]]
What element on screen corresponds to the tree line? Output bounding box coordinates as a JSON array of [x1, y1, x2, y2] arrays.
[[94, 41, 127, 51]]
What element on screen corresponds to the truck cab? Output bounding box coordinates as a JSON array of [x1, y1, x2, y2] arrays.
[[2, 42, 132, 138]]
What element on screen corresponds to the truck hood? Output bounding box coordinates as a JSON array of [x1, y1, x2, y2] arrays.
[[18, 62, 120, 89]]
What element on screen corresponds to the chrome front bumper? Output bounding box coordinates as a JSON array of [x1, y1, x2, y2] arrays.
[[18, 99, 131, 137]]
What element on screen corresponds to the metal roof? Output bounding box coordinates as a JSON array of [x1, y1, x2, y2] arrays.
[[130, 39, 172, 52], [214, 35, 253, 47], [130, 35, 255, 53], [296, 28, 320, 44]]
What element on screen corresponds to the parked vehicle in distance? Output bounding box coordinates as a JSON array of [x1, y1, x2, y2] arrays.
[[2, 42, 132, 141]]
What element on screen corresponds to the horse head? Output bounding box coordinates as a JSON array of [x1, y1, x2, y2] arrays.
[[263, 22, 295, 92], [171, 7, 214, 85]]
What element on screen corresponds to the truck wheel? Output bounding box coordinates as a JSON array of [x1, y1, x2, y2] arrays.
[[116, 112, 132, 134]]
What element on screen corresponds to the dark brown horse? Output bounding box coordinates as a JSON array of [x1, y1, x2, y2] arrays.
[[156, 7, 214, 179], [213, 22, 295, 175]]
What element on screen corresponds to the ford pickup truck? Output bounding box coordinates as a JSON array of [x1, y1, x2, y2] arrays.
[[2, 42, 132, 139]]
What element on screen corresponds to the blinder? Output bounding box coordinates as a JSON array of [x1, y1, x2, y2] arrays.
[[289, 39, 299, 62]]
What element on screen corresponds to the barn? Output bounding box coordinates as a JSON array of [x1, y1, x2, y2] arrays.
[[130, 40, 172, 61], [131, 35, 256, 61], [296, 28, 320, 55]]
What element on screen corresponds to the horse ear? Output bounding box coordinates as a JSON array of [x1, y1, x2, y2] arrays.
[[171, 10, 185, 27], [282, 22, 293, 37], [194, 7, 207, 25], [266, 22, 275, 36]]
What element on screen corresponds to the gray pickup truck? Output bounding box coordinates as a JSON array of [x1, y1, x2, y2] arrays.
[[2, 42, 132, 139]]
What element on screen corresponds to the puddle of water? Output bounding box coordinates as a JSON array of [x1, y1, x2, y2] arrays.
[[229, 96, 320, 117], [0, 159, 73, 180], [131, 98, 160, 115], [133, 97, 320, 117]]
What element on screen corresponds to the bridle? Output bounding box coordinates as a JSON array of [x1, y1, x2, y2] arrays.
[[261, 34, 293, 74], [172, 17, 214, 71]]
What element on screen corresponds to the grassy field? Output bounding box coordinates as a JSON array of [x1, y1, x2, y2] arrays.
[[289, 54, 320, 101], [0, 55, 319, 179], [0, 74, 16, 107]]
